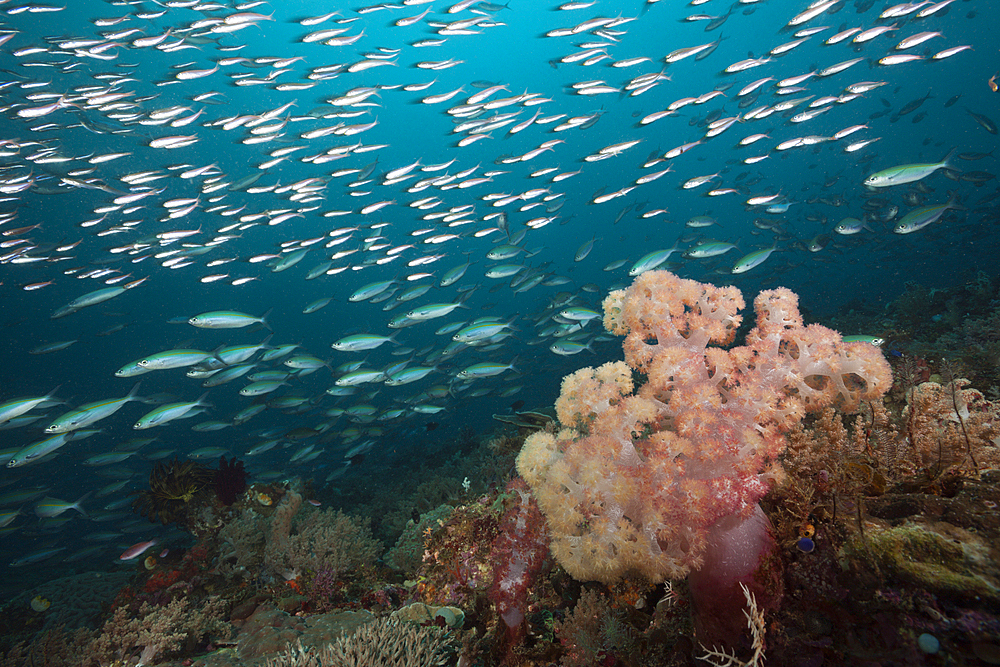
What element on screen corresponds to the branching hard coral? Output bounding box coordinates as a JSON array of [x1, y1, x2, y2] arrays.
[[0, 626, 94, 667], [218, 507, 267, 579], [331, 617, 454, 667], [266, 618, 454, 667], [285, 508, 382, 579], [86, 596, 231, 666], [264, 497, 382, 588]]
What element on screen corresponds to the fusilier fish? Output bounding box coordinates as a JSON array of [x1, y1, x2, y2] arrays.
[[864, 150, 955, 187], [332, 334, 399, 351], [35, 493, 91, 518], [7, 433, 72, 468], [44, 383, 143, 433], [0, 386, 61, 424], [455, 361, 517, 379], [629, 242, 681, 276], [894, 197, 960, 234], [731, 244, 778, 274], [138, 350, 216, 371], [189, 309, 271, 329], [134, 393, 211, 429]]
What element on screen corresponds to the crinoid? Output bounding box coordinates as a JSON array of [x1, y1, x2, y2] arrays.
[[132, 458, 215, 525]]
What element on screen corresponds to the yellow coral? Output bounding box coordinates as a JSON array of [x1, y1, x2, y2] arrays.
[[516, 431, 558, 487], [554, 362, 633, 429], [602, 289, 628, 335]]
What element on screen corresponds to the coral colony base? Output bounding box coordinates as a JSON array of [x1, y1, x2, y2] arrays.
[[517, 270, 892, 647], [8, 271, 1000, 667]]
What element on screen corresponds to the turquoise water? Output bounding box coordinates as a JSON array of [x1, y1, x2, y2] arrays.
[[0, 0, 997, 598]]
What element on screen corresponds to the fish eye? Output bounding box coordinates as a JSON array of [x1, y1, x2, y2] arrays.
[[138, 360, 149, 366]]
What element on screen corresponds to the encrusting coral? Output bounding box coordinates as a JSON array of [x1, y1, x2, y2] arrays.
[[517, 270, 892, 646]]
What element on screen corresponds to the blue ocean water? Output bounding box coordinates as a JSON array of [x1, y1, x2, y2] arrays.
[[0, 0, 997, 601]]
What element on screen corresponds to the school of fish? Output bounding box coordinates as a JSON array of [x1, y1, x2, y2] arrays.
[[0, 0, 997, 571]]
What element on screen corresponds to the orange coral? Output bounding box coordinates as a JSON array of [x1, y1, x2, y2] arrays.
[[517, 270, 891, 585]]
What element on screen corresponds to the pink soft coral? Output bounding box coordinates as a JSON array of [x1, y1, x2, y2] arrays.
[[518, 270, 891, 647]]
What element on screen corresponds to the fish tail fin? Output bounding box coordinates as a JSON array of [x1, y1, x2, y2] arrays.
[[197, 391, 212, 408], [260, 333, 274, 349], [942, 147, 958, 170], [210, 346, 228, 366], [73, 491, 93, 518], [44, 384, 66, 408], [946, 190, 966, 210], [127, 381, 142, 400], [261, 308, 274, 331]]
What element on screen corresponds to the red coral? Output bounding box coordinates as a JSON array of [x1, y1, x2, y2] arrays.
[[184, 542, 210, 567], [144, 569, 183, 594], [488, 479, 549, 635], [111, 585, 135, 610]]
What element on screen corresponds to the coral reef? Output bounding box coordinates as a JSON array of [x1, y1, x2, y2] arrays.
[[9, 571, 132, 632], [555, 588, 639, 667], [265, 504, 382, 579], [264, 488, 306, 581], [236, 605, 374, 663], [130, 456, 253, 532], [282, 507, 382, 581], [518, 271, 890, 582], [384, 504, 455, 573], [518, 270, 891, 649], [88, 596, 232, 666], [132, 457, 216, 526], [218, 505, 269, 581], [264, 617, 454, 667], [414, 497, 501, 609], [0, 625, 93, 667], [901, 376, 1000, 476], [487, 479, 549, 632], [11, 264, 1000, 667], [330, 616, 454, 666]]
